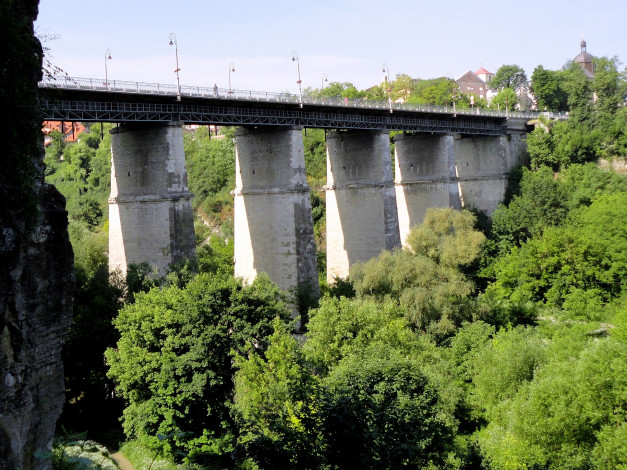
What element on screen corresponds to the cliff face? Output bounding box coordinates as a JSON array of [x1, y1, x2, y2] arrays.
[[0, 1, 74, 469]]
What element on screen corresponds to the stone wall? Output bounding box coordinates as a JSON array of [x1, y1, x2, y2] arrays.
[[0, 1, 74, 469]]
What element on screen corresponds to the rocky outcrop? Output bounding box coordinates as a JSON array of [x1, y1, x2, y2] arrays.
[[0, 1, 74, 469]]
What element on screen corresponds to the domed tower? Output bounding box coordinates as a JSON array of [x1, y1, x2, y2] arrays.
[[574, 39, 595, 77]]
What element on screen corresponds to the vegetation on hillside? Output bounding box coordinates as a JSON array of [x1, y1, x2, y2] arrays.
[[46, 53, 627, 469]]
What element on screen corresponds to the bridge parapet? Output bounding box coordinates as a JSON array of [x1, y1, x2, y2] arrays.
[[39, 76, 557, 121]]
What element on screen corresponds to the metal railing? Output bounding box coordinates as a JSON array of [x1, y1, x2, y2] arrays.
[[39, 75, 558, 120]]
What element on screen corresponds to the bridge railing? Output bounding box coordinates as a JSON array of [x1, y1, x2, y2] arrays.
[[39, 76, 557, 120]]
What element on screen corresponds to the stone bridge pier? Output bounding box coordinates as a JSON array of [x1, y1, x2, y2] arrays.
[[394, 133, 460, 245], [394, 131, 528, 244], [108, 122, 196, 275], [325, 130, 400, 282], [233, 126, 319, 302]]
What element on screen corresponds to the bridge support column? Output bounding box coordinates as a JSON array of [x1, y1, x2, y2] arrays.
[[453, 134, 513, 215], [108, 122, 195, 275], [394, 133, 459, 244], [325, 130, 400, 282], [233, 126, 319, 305]]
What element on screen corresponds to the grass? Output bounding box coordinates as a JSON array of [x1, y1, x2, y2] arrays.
[[51, 438, 118, 470], [119, 440, 201, 470]]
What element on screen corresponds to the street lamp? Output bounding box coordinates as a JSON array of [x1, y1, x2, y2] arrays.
[[291, 50, 303, 108], [168, 33, 181, 101], [104, 49, 112, 88], [228, 63, 235, 95], [382, 63, 392, 113], [321, 73, 328, 103]]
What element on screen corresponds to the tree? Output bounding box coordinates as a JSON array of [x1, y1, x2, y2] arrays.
[[490, 88, 518, 111], [475, 317, 627, 469], [392, 73, 414, 102], [319, 81, 362, 100], [105, 273, 290, 466], [350, 208, 485, 337], [46, 129, 65, 160], [561, 61, 594, 124], [592, 56, 622, 127], [303, 297, 422, 372], [232, 319, 321, 469], [408, 77, 458, 106], [485, 193, 627, 309], [320, 345, 454, 469], [490, 64, 528, 91], [530, 65, 568, 111]]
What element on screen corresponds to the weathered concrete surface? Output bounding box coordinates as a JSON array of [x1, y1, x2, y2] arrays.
[[394, 133, 457, 244], [326, 130, 400, 281], [109, 122, 196, 275], [233, 126, 319, 303], [394, 131, 528, 244], [0, 1, 74, 468]]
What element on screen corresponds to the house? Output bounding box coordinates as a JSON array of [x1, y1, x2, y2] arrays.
[[474, 66, 494, 85], [456, 70, 488, 100], [42, 121, 86, 146]]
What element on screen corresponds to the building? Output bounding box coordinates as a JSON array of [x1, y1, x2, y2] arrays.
[[456, 70, 488, 100], [474, 66, 494, 85], [42, 121, 86, 146], [574, 40, 595, 78]]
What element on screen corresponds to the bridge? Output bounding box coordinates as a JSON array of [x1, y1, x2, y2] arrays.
[[39, 76, 539, 310]]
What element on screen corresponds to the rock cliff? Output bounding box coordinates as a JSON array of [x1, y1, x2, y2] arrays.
[[0, 1, 74, 469]]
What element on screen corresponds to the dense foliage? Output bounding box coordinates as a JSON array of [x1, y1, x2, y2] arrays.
[[105, 273, 290, 466], [44, 48, 627, 469]]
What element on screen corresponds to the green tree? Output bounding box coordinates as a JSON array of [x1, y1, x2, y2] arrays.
[[319, 81, 362, 100], [350, 208, 485, 337], [485, 193, 627, 309], [490, 64, 528, 91], [184, 128, 236, 236], [530, 65, 568, 111], [232, 319, 321, 469], [561, 61, 594, 124], [592, 56, 622, 127], [476, 314, 627, 469], [408, 77, 458, 106], [320, 345, 454, 469], [392, 73, 414, 102], [490, 87, 518, 111], [303, 297, 423, 372], [105, 273, 290, 466], [46, 129, 65, 160]]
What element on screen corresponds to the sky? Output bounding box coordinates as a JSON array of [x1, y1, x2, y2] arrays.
[[35, 0, 627, 94]]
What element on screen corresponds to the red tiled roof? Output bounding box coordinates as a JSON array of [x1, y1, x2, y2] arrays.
[[475, 66, 492, 75]]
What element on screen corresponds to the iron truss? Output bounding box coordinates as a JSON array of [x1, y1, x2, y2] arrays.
[[39, 98, 508, 136]]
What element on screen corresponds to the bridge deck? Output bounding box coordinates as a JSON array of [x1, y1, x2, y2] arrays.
[[38, 76, 539, 135]]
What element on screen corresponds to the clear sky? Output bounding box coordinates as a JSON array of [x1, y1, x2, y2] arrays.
[[35, 0, 627, 94]]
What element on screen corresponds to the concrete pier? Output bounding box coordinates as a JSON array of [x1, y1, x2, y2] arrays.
[[453, 134, 509, 215], [394, 131, 527, 244], [233, 126, 319, 301], [325, 130, 400, 282], [108, 122, 195, 275], [394, 133, 458, 245]]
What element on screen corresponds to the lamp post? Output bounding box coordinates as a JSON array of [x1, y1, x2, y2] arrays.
[[228, 63, 235, 95], [104, 49, 112, 88], [382, 63, 392, 112], [321, 73, 328, 103], [291, 50, 303, 108], [168, 33, 181, 101]]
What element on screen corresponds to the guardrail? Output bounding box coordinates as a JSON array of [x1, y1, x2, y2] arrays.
[[39, 75, 561, 120]]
